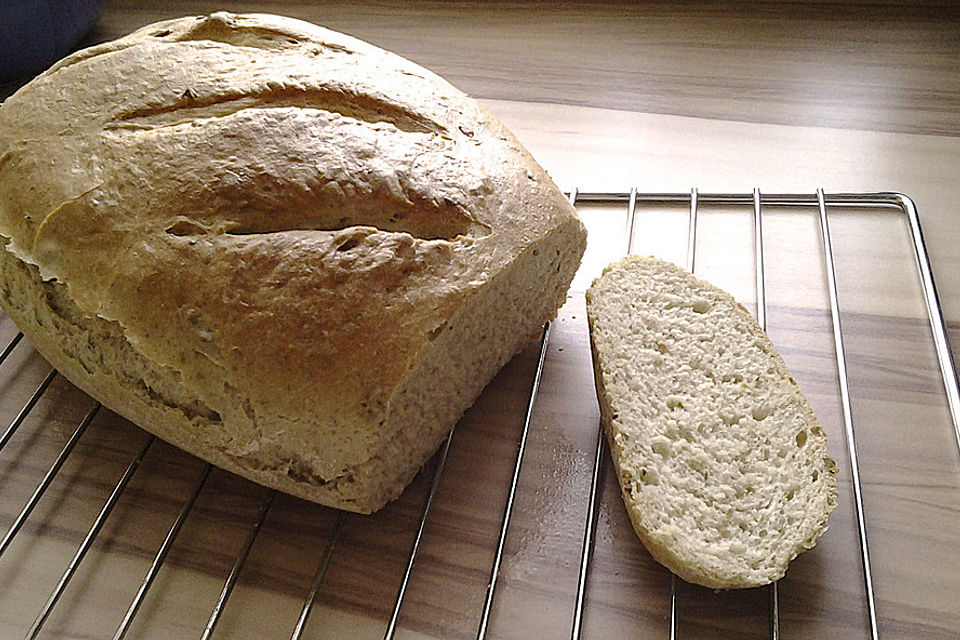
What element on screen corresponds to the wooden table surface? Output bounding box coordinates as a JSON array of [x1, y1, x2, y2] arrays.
[[1, 2, 958, 639]]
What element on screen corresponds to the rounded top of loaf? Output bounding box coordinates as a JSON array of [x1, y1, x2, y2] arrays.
[[0, 12, 585, 476]]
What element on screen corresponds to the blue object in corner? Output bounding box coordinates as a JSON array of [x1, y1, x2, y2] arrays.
[[0, 0, 107, 83]]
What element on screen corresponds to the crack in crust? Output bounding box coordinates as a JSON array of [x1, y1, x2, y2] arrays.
[[0, 248, 225, 426]]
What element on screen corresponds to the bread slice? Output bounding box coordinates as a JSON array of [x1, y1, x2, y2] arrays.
[[0, 13, 586, 513], [585, 256, 837, 589]]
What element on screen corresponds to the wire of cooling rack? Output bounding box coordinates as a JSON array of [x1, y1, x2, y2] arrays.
[[571, 187, 637, 640], [25, 435, 155, 640], [0, 332, 22, 365], [0, 191, 956, 639], [567, 189, 960, 640], [475, 318, 554, 640], [113, 462, 212, 640], [473, 188, 580, 640], [0, 402, 100, 558], [384, 430, 454, 640], [0, 367, 56, 452], [816, 189, 879, 638], [200, 489, 276, 640], [753, 188, 780, 640], [289, 511, 343, 640]]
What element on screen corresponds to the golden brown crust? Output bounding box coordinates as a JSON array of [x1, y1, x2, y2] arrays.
[[0, 12, 586, 512]]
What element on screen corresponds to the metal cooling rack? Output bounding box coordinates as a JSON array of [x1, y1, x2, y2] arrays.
[[0, 190, 957, 639], [570, 190, 959, 640]]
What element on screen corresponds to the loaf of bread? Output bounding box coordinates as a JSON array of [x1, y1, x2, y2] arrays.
[[586, 256, 837, 588], [0, 12, 586, 513]]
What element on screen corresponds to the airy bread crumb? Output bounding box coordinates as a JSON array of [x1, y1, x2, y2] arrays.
[[586, 255, 837, 589]]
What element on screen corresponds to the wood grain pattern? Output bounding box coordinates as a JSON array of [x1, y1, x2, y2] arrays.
[[35, 1, 960, 137], [487, 100, 960, 333], [1, 2, 959, 639]]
